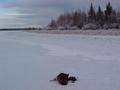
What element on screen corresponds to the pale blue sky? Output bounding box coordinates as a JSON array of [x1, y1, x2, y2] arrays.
[[0, 0, 120, 28]]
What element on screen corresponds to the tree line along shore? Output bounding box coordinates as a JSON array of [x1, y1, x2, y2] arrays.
[[48, 2, 120, 30]]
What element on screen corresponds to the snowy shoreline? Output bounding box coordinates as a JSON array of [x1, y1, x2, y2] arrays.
[[26, 29, 120, 36]]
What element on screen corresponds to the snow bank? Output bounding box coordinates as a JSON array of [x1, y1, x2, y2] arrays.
[[82, 23, 98, 30]]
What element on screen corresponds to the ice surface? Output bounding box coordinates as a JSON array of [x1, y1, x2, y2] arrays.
[[0, 31, 120, 90]]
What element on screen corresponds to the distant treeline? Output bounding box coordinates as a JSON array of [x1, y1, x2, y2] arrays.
[[49, 2, 120, 29], [0, 27, 40, 31]]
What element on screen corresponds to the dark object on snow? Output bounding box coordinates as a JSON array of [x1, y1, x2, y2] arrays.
[[52, 73, 78, 85], [56, 73, 69, 85], [68, 76, 77, 83]]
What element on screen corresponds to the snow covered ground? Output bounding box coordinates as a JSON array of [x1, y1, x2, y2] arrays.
[[0, 31, 120, 90]]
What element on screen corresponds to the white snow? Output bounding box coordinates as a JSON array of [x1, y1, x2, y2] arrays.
[[0, 31, 120, 90]]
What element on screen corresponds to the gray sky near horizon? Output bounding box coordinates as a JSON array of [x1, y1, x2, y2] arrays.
[[0, 0, 120, 28]]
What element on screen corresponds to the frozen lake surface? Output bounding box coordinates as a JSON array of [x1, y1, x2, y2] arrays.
[[0, 31, 120, 90]]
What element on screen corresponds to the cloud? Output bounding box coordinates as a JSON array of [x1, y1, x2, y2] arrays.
[[0, 0, 120, 28]]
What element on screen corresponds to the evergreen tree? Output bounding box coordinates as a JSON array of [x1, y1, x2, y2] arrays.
[[97, 6, 104, 26], [88, 3, 96, 22], [97, 6, 103, 20], [49, 19, 57, 28], [105, 2, 113, 21], [106, 2, 112, 16]]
